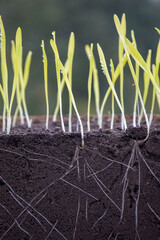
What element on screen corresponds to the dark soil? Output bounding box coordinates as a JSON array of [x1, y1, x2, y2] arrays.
[[0, 116, 160, 240]]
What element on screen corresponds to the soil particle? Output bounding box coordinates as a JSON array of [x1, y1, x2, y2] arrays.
[[0, 117, 160, 240]]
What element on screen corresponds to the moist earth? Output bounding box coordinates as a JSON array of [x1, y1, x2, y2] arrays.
[[0, 116, 160, 240]]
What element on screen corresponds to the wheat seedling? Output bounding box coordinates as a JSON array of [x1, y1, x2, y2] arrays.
[[50, 37, 84, 147], [110, 59, 115, 129], [53, 59, 69, 122], [86, 43, 94, 131], [97, 43, 127, 130], [12, 42, 32, 127], [119, 14, 126, 129], [139, 50, 151, 125], [68, 32, 75, 132], [98, 53, 128, 129], [85, 44, 100, 128], [131, 30, 140, 127], [11, 40, 24, 126], [41, 40, 49, 129], [51, 32, 65, 132], [114, 14, 152, 136]]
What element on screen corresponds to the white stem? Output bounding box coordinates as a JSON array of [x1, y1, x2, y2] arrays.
[[99, 113, 103, 129], [110, 113, 114, 130], [6, 113, 11, 134], [133, 111, 136, 127], [149, 110, 153, 127], [2, 108, 6, 132]]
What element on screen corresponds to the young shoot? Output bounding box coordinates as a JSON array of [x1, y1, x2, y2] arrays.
[[16, 28, 32, 128], [149, 64, 156, 126], [154, 34, 160, 109], [131, 30, 140, 127], [85, 44, 100, 128], [41, 40, 49, 129], [50, 38, 84, 147], [68, 32, 75, 132], [11, 40, 24, 126], [114, 14, 151, 136], [50, 32, 65, 132], [110, 59, 115, 130], [98, 53, 128, 129], [97, 43, 127, 130], [0, 16, 9, 132], [0, 17, 22, 133], [86, 43, 94, 132], [53, 59, 69, 122], [119, 14, 126, 129], [13, 49, 32, 127], [139, 50, 151, 125]]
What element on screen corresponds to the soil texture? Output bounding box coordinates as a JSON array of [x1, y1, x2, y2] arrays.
[[0, 116, 160, 240]]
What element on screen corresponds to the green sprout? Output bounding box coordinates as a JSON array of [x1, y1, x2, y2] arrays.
[[98, 52, 128, 129], [119, 14, 126, 129], [16, 28, 31, 128], [68, 32, 75, 132], [0, 16, 9, 132], [11, 41, 32, 127], [11, 40, 24, 126], [0, 18, 19, 133], [86, 43, 94, 132], [50, 36, 84, 147], [51, 32, 65, 132], [85, 44, 100, 128], [110, 59, 115, 130], [41, 40, 49, 129], [97, 43, 127, 130], [131, 30, 140, 127], [53, 59, 69, 122], [139, 50, 151, 125], [0, 17, 32, 133], [114, 14, 151, 136]]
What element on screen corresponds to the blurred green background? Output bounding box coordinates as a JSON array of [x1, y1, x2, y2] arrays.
[[0, 0, 160, 116]]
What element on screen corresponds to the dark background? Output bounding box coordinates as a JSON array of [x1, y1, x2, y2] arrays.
[[0, 0, 160, 116]]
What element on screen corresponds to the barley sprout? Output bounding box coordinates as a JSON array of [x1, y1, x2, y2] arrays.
[[68, 32, 75, 132], [97, 43, 127, 130], [11, 40, 24, 126], [16, 28, 31, 128], [85, 44, 100, 128], [50, 38, 84, 147], [149, 64, 156, 125], [15, 50, 32, 126], [119, 14, 126, 129], [0, 16, 9, 132], [0, 17, 21, 133], [50, 32, 65, 132], [139, 50, 151, 125], [110, 59, 115, 130], [87, 43, 94, 132], [53, 60, 69, 122], [98, 53, 128, 129], [155, 35, 160, 109], [114, 14, 151, 136], [41, 40, 49, 129], [131, 30, 140, 127]]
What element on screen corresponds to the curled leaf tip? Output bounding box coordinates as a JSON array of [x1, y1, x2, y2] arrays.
[[155, 27, 160, 35]]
